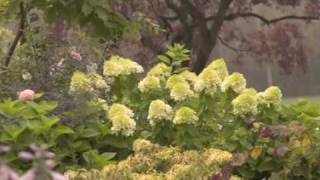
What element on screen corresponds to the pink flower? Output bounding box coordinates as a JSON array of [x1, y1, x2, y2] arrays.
[[18, 152, 34, 161], [0, 165, 19, 180], [18, 89, 35, 101], [69, 50, 82, 61], [19, 169, 35, 180]]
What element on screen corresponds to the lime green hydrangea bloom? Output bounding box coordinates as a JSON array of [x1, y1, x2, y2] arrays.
[[166, 74, 195, 101], [166, 75, 186, 89], [221, 72, 246, 93], [97, 98, 109, 111], [109, 103, 136, 136], [88, 73, 110, 91], [109, 103, 134, 118], [241, 88, 257, 95], [148, 63, 172, 78], [179, 70, 198, 87], [173, 107, 198, 124], [232, 92, 258, 116], [148, 100, 173, 126], [170, 83, 194, 101], [138, 76, 161, 93], [103, 56, 143, 77], [258, 86, 282, 106], [70, 71, 94, 95], [195, 68, 222, 93], [206, 58, 229, 80]]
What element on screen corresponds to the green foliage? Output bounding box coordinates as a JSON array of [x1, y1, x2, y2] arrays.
[[1, 0, 129, 39], [0, 98, 122, 171], [158, 44, 191, 73]]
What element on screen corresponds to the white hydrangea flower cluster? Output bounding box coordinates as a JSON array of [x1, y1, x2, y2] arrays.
[[194, 68, 221, 93], [147, 63, 172, 78], [108, 103, 136, 136], [232, 86, 283, 116], [241, 88, 257, 95], [166, 75, 195, 101], [258, 86, 282, 106], [194, 59, 228, 94], [88, 73, 110, 92], [69, 71, 94, 95], [206, 58, 229, 80], [173, 107, 199, 125], [148, 100, 173, 126], [103, 56, 144, 77], [221, 72, 247, 94], [69, 71, 110, 95], [179, 71, 198, 86], [232, 91, 258, 116], [138, 76, 161, 93]]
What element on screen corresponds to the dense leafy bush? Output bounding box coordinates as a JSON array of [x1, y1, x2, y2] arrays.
[[64, 139, 238, 180], [65, 44, 320, 179], [0, 97, 119, 170]]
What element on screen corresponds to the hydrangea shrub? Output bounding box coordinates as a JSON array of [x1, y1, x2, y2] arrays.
[[66, 46, 320, 179], [65, 139, 237, 180]]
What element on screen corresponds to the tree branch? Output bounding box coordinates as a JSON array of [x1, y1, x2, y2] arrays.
[[4, 2, 26, 67], [225, 13, 319, 24], [218, 36, 250, 52], [159, 15, 179, 21], [209, 0, 234, 43]]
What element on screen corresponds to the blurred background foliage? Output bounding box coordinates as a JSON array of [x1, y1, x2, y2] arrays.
[[1, 0, 320, 101]]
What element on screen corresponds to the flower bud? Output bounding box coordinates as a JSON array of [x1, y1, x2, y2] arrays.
[[18, 89, 35, 101]]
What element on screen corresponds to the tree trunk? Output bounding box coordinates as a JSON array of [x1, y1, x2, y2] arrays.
[[190, 31, 214, 74], [190, 0, 234, 73]]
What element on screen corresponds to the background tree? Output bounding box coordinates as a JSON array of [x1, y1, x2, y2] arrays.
[[119, 0, 320, 74]]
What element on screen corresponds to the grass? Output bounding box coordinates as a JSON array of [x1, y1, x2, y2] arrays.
[[284, 96, 320, 104]]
